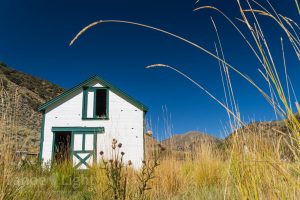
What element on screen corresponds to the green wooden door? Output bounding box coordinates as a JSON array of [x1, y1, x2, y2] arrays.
[[72, 132, 97, 169]]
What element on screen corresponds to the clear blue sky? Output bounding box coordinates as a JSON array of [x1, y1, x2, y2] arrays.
[[0, 0, 299, 139]]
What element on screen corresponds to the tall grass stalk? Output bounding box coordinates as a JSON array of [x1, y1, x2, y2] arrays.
[[0, 80, 23, 199], [69, 0, 300, 199]]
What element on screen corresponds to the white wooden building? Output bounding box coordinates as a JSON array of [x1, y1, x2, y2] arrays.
[[38, 75, 148, 169]]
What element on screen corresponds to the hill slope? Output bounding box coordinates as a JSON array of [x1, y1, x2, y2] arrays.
[[0, 62, 64, 151], [162, 131, 220, 152]]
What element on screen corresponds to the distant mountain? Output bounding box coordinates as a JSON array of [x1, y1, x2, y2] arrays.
[[162, 131, 220, 152], [228, 113, 300, 141], [0, 62, 64, 151]]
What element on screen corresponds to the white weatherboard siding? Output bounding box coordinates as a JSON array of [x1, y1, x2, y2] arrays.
[[41, 80, 145, 168]]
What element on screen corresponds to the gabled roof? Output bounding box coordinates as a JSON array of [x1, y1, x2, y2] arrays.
[[38, 75, 148, 112]]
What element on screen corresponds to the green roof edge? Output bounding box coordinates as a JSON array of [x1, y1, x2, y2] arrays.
[[38, 75, 148, 112]]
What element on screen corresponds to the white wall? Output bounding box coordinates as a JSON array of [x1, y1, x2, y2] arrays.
[[42, 80, 145, 168]]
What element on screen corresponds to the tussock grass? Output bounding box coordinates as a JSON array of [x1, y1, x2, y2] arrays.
[[0, 129, 300, 199]]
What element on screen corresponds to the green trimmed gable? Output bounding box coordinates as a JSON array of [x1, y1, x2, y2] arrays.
[[38, 75, 148, 112]]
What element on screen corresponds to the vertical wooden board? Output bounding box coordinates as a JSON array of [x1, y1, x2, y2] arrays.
[[85, 134, 94, 151], [73, 134, 83, 151], [87, 91, 94, 118]]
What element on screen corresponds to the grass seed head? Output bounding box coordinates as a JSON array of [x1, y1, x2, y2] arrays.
[[128, 160, 132, 166], [112, 139, 118, 145]]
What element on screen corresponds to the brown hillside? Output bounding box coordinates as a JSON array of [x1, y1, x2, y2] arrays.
[[162, 131, 220, 152], [227, 115, 300, 141], [0, 62, 64, 151]]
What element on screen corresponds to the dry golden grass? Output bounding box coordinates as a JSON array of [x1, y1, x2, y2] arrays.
[[0, 120, 300, 199]]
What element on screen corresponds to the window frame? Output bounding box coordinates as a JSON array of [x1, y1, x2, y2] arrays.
[[82, 87, 109, 120]]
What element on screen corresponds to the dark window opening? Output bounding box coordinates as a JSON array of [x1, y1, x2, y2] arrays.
[[54, 132, 71, 163], [95, 89, 107, 118]]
